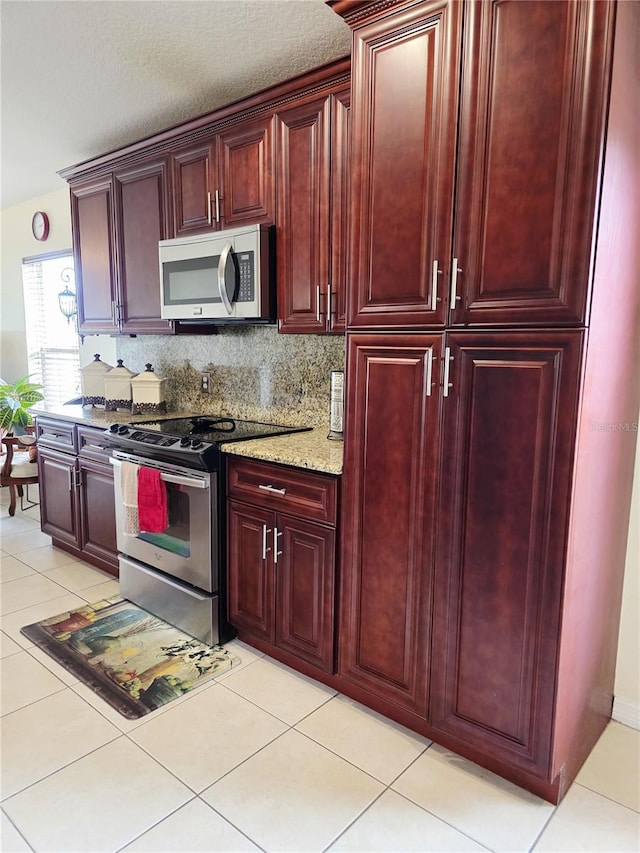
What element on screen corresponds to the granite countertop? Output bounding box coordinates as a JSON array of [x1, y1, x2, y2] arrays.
[[33, 404, 343, 475], [221, 429, 343, 476]]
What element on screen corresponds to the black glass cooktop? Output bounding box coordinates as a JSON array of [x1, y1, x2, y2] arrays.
[[105, 416, 311, 470], [136, 416, 309, 443]]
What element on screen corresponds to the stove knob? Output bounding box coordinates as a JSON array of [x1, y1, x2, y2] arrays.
[[180, 437, 191, 447], [190, 439, 203, 449], [117, 426, 130, 435], [109, 424, 120, 433]]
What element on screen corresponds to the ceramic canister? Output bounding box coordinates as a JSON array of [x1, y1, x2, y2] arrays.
[[131, 363, 167, 415], [80, 353, 112, 407], [104, 359, 137, 411]]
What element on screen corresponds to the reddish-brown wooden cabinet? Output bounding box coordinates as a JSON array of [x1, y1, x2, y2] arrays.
[[344, 0, 613, 330], [339, 334, 441, 714], [171, 114, 276, 236], [71, 158, 173, 336], [276, 84, 350, 333], [71, 178, 118, 335], [330, 0, 639, 804], [37, 418, 118, 577], [429, 332, 583, 780], [227, 457, 338, 673]]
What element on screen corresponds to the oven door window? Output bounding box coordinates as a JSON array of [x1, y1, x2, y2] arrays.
[[136, 482, 191, 557]]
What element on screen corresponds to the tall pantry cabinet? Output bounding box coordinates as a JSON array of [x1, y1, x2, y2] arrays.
[[328, 0, 640, 802]]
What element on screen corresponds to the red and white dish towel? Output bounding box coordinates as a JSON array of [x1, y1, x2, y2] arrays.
[[120, 462, 168, 534]]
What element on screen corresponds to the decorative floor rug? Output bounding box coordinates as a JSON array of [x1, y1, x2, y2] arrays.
[[21, 596, 239, 719]]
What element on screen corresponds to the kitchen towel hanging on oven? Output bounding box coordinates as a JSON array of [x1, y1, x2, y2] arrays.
[[120, 461, 140, 535], [138, 466, 167, 533]]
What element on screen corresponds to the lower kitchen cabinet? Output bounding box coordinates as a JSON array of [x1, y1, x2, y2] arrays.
[[339, 331, 587, 801], [338, 334, 441, 716], [227, 457, 338, 673], [37, 419, 118, 576]]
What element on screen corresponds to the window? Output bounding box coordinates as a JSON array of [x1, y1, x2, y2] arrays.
[[21, 251, 81, 406]]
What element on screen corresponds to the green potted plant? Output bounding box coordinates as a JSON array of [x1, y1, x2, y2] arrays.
[[0, 376, 44, 437]]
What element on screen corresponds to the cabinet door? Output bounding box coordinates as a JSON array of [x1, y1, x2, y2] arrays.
[[430, 332, 582, 776], [171, 140, 216, 236], [38, 448, 80, 548], [276, 96, 331, 333], [275, 513, 335, 672], [451, 0, 613, 326], [71, 178, 118, 335], [328, 87, 351, 333], [114, 159, 174, 335], [227, 500, 276, 643], [219, 115, 275, 228], [348, 1, 461, 329], [339, 334, 441, 714], [77, 457, 118, 575]]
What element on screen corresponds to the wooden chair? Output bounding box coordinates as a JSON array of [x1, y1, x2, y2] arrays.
[[1, 431, 39, 517]]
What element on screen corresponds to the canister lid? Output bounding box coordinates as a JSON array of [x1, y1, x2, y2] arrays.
[[131, 364, 165, 385], [81, 353, 112, 375], [105, 359, 136, 378]]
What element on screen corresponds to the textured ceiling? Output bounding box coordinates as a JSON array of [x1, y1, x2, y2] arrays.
[[0, 0, 352, 209]]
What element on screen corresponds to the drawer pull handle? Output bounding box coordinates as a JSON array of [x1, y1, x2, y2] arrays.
[[258, 484, 286, 496]]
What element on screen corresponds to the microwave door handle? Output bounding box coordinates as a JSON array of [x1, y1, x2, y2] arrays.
[[218, 240, 234, 316]]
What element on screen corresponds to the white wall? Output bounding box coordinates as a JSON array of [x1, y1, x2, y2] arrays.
[[0, 189, 116, 383], [614, 447, 640, 727], [1, 191, 638, 726]]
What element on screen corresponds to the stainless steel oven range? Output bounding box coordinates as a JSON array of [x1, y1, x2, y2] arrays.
[[106, 416, 310, 645]]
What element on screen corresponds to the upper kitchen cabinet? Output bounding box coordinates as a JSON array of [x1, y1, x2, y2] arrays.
[[450, 0, 613, 326], [71, 178, 118, 335], [345, 0, 462, 329], [70, 158, 173, 336], [171, 113, 276, 236], [113, 159, 173, 334], [276, 83, 350, 334], [336, 0, 613, 329]]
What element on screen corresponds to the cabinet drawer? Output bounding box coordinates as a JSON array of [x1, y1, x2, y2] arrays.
[[227, 458, 337, 525], [35, 418, 78, 453], [77, 424, 113, 462]]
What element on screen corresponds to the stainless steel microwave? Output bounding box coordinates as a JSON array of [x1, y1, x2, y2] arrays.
[[159, 223, 274, 323]]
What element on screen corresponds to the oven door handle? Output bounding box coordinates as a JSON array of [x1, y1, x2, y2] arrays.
[[110, 458, 208, 489]]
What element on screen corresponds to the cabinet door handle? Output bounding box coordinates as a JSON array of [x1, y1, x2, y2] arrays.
[[75, 468, 82, 488], [68, 468, 74, 491], [274, 528, 283, 564], [450, 259, 462, 307], [442, 346, 454, 397], [111, 300, 117, 326], [431, 260, 442, 311], [425, 349, 433, 397], [262, 524, 272, 560], [316, 285, 322, 323], [214, 189, 221, 223], [207, 191, 212, 225], [258, 483, 287, 496]]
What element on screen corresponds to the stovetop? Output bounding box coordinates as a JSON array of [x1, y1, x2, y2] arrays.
[[105, 416, 311, 470]]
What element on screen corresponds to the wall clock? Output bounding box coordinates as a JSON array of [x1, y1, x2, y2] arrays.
[[32, 211, 50, 241]]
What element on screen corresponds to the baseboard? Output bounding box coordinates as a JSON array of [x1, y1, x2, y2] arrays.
[[612, 697, 640, 729]]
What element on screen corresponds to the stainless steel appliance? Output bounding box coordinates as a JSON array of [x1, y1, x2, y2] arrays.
[[159, 224, 274, 323], [106, 416, 310, 644]]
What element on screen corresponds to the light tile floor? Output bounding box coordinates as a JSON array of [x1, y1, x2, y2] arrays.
[[1, 493, 638, 852]]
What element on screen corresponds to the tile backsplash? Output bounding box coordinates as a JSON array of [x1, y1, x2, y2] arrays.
[[116, 327, 345, 429]]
